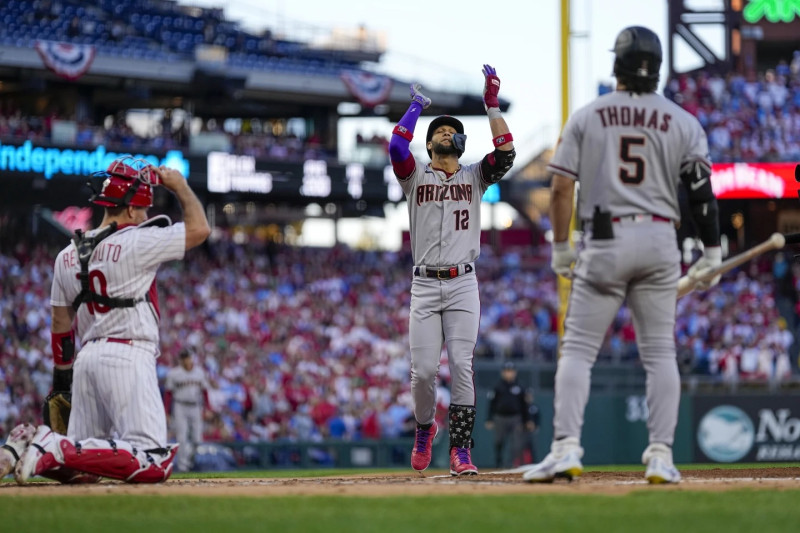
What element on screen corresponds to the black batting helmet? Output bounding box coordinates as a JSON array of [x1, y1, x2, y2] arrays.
[[426, 115, 464, 158], [612, 26, 662, 82]]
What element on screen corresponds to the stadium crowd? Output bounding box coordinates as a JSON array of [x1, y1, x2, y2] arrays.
[[0, 101, 331, 162], [665, 53, 800, 163], [1, 230, 797, 445]]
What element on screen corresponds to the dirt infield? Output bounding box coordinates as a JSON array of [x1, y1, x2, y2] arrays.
[[2, 467, 799, 497]]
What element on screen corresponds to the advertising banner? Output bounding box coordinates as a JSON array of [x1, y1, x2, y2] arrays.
[[0, 140, 189, 179], [711, 162, 799, 199], [694, 395, 800, 462]]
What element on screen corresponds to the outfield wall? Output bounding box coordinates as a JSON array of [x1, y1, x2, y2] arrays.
[[211, 389, 800, 471]]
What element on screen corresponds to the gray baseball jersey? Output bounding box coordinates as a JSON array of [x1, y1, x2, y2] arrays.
[[165, 365, 209, 405], [546, 90, 707, 448], [548, 90, 709, 222], [398, 160, 491, 424], [165, 364, 208, 471], [399, 161, 489, 266]]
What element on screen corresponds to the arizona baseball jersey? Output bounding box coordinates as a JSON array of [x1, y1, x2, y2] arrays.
[[398, 161, 490, 266], [165, 363, 208, 471], [548, 90, 709, 221], [397, 160, 494, 424], [165, 365, 208, 405], [50, 218, 185, 449], [545, 89, 704, 449]]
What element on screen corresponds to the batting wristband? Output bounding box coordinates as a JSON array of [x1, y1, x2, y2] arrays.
[[493, 133, 514, 147], [51, 330, 75, 365], [392, 124, 414, 141], [486, 107, 502, 120]]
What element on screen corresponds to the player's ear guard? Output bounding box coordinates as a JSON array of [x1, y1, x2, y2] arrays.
[[452, 133, 467, 157], [591, 206, 614, 240]]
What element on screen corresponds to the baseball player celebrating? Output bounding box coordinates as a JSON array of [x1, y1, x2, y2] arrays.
[[13, 155, 210, 484], [522, 26, 721, 484], [389, 64, 516, 475], [164, 349, 210, 472]]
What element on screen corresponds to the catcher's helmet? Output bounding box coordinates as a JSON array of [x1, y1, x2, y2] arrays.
[[612, 26, 662, 81], [426, 115, 464, 158], [89, 155, 159, 208]]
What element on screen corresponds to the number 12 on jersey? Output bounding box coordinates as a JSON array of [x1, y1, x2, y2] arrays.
[[454, 209, 469, 230]]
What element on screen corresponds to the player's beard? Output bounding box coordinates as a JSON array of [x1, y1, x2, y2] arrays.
[[431, 140, 458, 157]]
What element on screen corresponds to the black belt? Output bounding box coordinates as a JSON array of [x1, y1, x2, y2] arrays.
[[414, 264, 474, 280]]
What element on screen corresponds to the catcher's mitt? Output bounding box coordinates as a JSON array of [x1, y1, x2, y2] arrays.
[[42, 391, 71, 435]]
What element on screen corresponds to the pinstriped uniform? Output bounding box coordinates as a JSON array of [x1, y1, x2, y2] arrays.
[[51, 220, 185, 449], [397, 161, 491, 424]]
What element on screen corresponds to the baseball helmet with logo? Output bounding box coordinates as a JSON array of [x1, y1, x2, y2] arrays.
[[89, 155, 160, 208], [426, 115, 465, 158], [612, 26, 662, 81]]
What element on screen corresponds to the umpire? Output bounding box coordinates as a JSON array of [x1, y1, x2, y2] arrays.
[[485, 362, 539, 468]]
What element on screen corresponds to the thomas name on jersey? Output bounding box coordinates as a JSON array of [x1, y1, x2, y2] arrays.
[[415, 183, 473, 205], [595, 106, 672, 132]]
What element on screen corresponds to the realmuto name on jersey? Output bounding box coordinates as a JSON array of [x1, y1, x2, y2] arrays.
[[416, 183, 473, 206], [595, 106, 672, 132], [61, 242, 123, 267]]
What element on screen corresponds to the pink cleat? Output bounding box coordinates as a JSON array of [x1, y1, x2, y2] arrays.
[[410, 422, 438, 472]]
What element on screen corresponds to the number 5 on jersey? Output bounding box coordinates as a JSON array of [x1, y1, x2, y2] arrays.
[[619, 136, 646, 185]]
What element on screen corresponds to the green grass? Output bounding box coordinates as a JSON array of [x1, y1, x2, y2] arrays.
[[1, 492, 800, 533], [2, 465, 800, 532]]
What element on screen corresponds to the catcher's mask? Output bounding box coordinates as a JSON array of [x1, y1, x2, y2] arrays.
[[611, 26, 662, 82], [89, 155, 160, 208], [426, 115, 466, 158]]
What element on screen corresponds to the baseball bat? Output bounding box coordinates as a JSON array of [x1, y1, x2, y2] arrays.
[[677, 232, 788, 299]]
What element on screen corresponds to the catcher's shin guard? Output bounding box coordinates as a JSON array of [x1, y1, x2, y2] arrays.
[[59, 438, 178, 483], [28, 429, 178, 484]]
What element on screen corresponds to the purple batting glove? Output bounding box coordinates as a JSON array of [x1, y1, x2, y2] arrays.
[[410, 83, 432, 109], [482, 64, 500, 110]]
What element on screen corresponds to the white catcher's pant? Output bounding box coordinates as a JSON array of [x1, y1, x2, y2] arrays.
[[68, 339, 167, 450]]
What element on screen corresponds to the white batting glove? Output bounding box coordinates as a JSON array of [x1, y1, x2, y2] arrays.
[[551, 241, 577, 278], [687, 246, 722, 290]]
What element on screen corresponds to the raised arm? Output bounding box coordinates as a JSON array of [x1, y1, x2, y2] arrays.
[[154, 167, 211, 250], [389, 83, 431, 178], [480, 64, 516, 183]]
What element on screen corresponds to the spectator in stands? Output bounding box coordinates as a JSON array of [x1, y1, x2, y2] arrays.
[[0, 226, 797, 447]]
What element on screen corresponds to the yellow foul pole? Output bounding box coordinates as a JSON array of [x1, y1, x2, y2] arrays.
[[556, 0, 574, 339]]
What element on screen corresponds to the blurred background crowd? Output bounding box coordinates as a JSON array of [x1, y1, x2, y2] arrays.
[[2, 228, 797, 445]]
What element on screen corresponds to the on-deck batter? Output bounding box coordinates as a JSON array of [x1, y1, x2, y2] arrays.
[[389, 64, 516, 476], [13, 155, 211, 484], [522, 26, 721, 484], [164, 349, 210, 472]]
